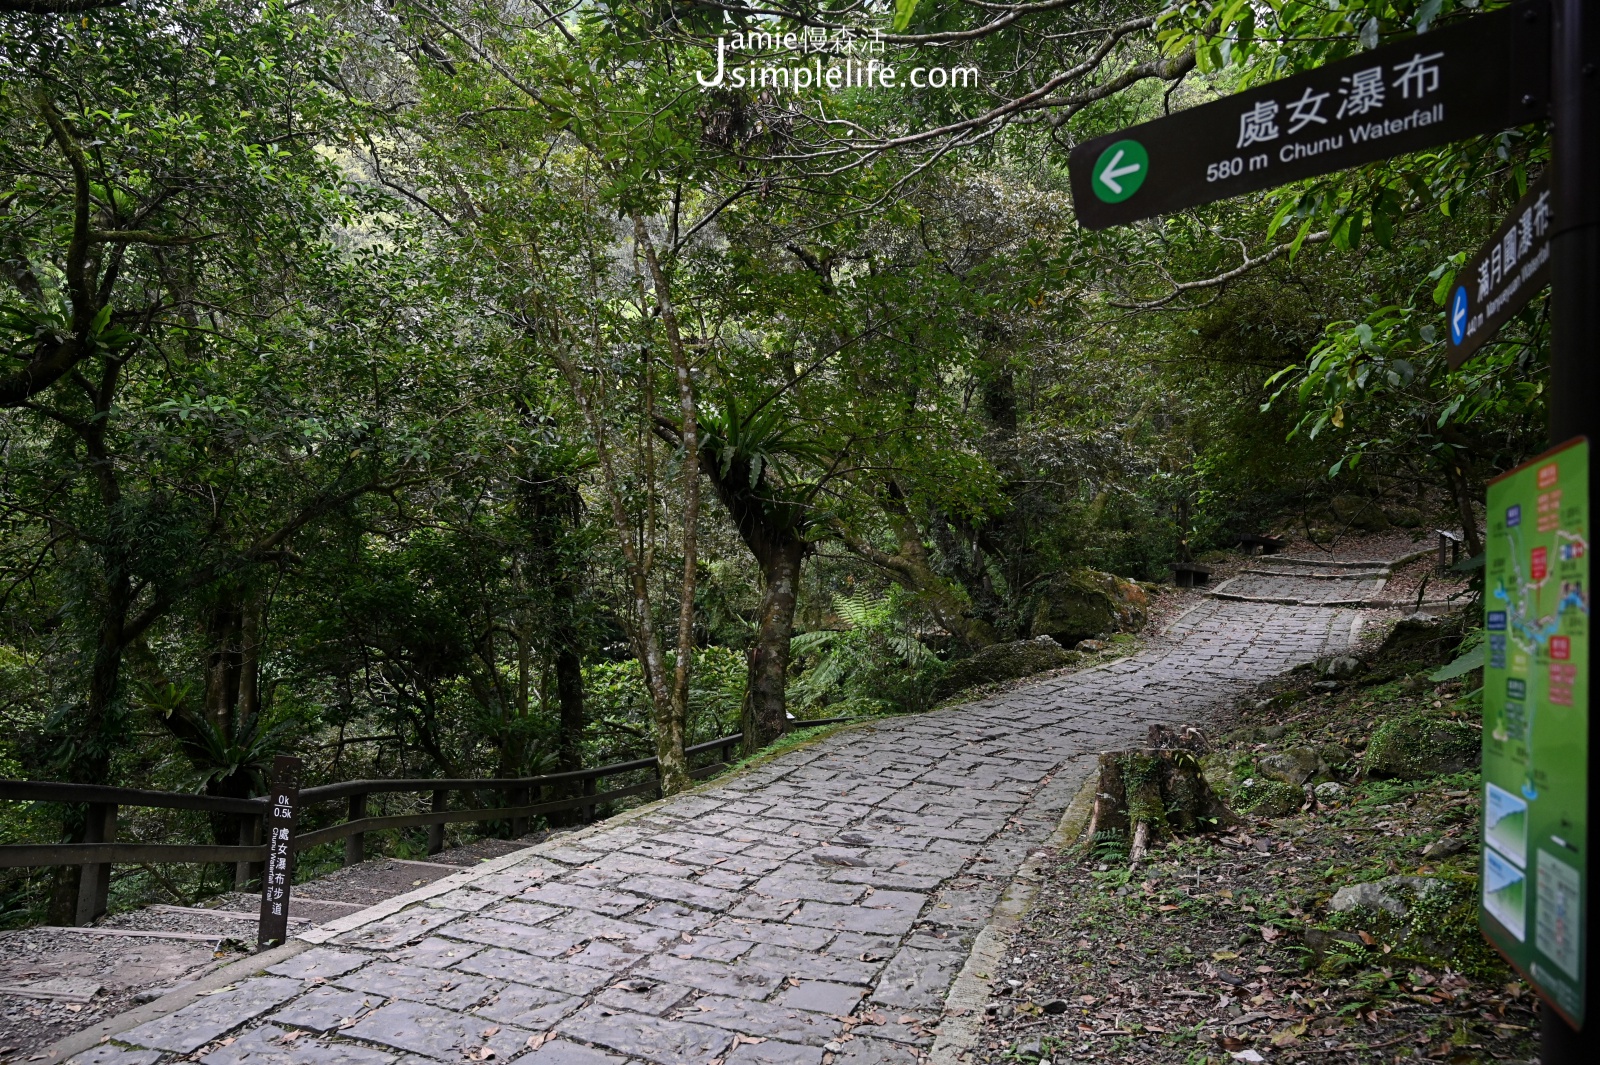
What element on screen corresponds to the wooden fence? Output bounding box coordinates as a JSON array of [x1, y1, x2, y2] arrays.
[[0, 718, 847, 937]]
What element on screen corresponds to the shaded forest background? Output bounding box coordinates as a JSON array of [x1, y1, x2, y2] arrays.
[[0, 0, 1548, 924]]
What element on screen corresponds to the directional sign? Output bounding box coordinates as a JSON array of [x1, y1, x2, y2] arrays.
[[1447, 173, 1553, 369], [1069, 4, 1549, 230], [1482, 438, 1589, 1027]]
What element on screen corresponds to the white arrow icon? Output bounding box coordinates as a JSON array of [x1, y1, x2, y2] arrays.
[[1098, 149, 1143, 194], [1452, 294, 1468, 339]]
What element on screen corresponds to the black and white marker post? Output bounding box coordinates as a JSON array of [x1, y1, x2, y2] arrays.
[[1543, 1, 1598, 1060]]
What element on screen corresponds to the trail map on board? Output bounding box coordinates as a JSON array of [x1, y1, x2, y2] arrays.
[[1482, 438, 1589, 1024]]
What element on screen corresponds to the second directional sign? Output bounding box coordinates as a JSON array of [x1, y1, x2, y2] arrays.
[[1069, 4, 1549, 230]]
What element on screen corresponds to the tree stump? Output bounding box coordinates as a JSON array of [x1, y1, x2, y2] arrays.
[[1084, 739, 1237, 861]]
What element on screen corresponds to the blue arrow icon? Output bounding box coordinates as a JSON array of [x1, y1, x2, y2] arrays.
[[1450, 285, 1469, 346]]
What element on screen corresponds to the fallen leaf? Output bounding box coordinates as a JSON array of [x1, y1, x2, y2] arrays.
[[481, 1027, 500, 1039], [731, 1036, 767, 1046], [1229, 1051, 1265, 1063], [525, 1034, 548, 1050]]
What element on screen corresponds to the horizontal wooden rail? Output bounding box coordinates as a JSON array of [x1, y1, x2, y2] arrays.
[[0, 842, 268, 869], [0, 780, 263, 815], [292, 780, 661, 849]]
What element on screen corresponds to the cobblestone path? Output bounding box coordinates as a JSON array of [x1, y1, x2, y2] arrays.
[[88, 595, 1365, 1065]]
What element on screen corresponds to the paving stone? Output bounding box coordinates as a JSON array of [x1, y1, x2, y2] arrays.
[[67, 1048, 162, 1065], [787, 890, 924, 936], [342, 999, 534, 1060], [594, 977, 693, 1016], [617, 874, 737, 912], [391, 935, 484, 969], [454, 947, 614, 996], [568, 939, 647, 971], [266, 947, 369, 980], [557, 1004, 734, 1065], [442, 915, 585, 956], [829, 1035, 919, 1064], [685, 995, 844, 1045], [748, 874, 866, 905], [199, 1024, 395, 1065], [742, 944, 883, 986], [520, 882, 645, 917], [636, 954, 783, 999], [335, 907, 465, 949], [474, 982, 584, 1029], [425, 887, 500, 912], [701, 917, 831, 951], [480, 899, 564, 926], [658, 933, 752, 961], [777, 980, 864, 1016], [121, 977, 305, 1053], [521, 1039, 629, 1065], [869, 947, 966, 1009], [335, 961, 500, 1010], [723, 1041, 824, 1065], [268, 985, 381, 1030], [628, 901, 711, 931]]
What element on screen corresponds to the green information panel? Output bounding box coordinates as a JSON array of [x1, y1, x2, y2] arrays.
[[1482, 437, 1589, 1025]]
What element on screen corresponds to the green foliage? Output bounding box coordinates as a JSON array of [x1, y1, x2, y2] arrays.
[[789, 590, 943, 717]]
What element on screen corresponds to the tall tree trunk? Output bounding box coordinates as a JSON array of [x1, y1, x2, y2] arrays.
[[742, 536, 806, 755], [556, 648, 585, 773]]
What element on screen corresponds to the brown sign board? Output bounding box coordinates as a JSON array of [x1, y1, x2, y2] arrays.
[[1069, 4, 1550, 230]]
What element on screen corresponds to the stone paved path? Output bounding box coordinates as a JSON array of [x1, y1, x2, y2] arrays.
[[83, 592, 1366, 1065]]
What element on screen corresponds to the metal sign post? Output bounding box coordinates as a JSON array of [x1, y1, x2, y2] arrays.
[[257, 755, 302, 948], [1541, 1, 1598, 1057]]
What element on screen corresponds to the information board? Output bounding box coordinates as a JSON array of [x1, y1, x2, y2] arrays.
[[1482, 437, 1589, 1026], [1068, 3, 1548, 230]]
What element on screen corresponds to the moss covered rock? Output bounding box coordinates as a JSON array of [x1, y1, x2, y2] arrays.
[[935, 638, 1078, 700], [1362, 714, 1480, 779], [1028, 568, 1149, 646], [1257, 746, 1327, 787], [1233, 777, 1303, 817]]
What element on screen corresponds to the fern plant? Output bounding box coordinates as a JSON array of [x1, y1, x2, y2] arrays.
[[789, 590, 942, 716]]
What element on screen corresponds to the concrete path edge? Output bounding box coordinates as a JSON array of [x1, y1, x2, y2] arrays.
[[928, 767, 1101, 1065]]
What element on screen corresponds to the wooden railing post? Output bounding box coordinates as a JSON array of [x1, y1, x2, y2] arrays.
[[74, 802, 116, 925], [344, 792, 366, 866], [582, 776, 597, 822], [234, 812, 262, 890], [427, 789, 446, 854], [511, 786, 529, 838], [258, 756, 301, 948]]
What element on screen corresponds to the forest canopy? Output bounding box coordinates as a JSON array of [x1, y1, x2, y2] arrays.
[[0, 0, 1547, 923]]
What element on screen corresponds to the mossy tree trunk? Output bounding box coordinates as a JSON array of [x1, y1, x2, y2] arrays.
[[1085, 746, 1238, 860]]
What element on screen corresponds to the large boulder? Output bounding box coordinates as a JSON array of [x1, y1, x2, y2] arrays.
[[1362, 714, 1480, 779], [935, 636, 1078, 700], [1029, 568, 1149, 647]]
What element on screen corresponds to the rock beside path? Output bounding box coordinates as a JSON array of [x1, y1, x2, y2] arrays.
[[1362, 714, 1479, 779]]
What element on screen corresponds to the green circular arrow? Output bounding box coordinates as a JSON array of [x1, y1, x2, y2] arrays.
[[1091, 139, 1148, 203]]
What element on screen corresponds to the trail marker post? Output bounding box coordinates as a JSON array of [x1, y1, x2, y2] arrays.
[[1068, 1, 1592, 1051], [257, 755, 302, 948]]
